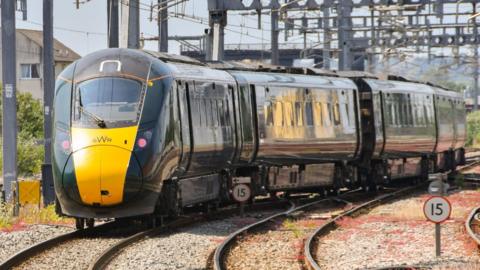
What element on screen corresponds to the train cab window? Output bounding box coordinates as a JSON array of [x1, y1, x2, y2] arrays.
[[54, 78, 72, 127], [73, 77, 143, 128], [305, 102, 314, 126]]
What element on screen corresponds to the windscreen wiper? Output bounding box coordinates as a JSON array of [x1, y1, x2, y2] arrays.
[[79, 106, 107, 128], [78, 89, 107, 128]]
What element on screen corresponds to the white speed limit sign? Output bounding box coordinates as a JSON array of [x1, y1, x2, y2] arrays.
[[423, 196, 451, 223], [232, 184, 251, 203]]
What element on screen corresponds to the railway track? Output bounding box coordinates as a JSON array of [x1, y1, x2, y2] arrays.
[[86, 199, 292, 270], [212, 185, 421, 270], [303, 184, 423, 270], [212, 195, 342, 270], [466, 207, 480, 250], [0, 221, 120, 270]]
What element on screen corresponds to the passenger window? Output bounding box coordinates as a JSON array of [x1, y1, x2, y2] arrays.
[[313, 102, 323, 126], [326, 103, 333, 126], [274, 102, 284, 126], [305, 101, 314, 126], [284, 102, 294, 126], [333, 103, 341, 126], [192, 99, 201, 127], [295, 102, 304, 126], [211, 100, 219, 127], [344, 104, 350, 126], [265, 101, 273, 126], [217, 100, 225, 126], [423, 105, 429, 125]]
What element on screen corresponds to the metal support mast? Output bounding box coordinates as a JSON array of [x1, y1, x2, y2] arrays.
[[271, 10, 279, 65], [1, 0, 17, 202], [337, 0, 353, 71], [107, 0, 119, 48], [209, 11, 226, 61], [120, 0, 140, 49], [474, 22, 478, 111], [158, 0, 168, 52], [42, 0, 55, 205], [323, 7, 331, 69]]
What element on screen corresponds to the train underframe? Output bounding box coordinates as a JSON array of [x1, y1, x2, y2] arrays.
[[155, 148, 465, 219]]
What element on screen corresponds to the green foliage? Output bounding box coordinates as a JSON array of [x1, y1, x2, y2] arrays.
[[466, 111, 480, 147], [0, 202, 72, 230], [0, 91, 44, 176], [420, 67, 468, 92], [283, 219, 304, 238]]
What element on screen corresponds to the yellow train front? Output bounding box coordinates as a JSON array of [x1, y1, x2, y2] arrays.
[[53, 49, 173, 226]]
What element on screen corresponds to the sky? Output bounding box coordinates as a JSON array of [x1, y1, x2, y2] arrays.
[[14, 0, 278, 57]]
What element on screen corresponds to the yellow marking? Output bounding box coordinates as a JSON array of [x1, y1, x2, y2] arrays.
[[71, 126, 138, 206]]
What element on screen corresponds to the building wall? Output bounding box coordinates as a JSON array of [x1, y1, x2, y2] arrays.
[[0, 32, 77, 102], [17, 32, 43, 100]]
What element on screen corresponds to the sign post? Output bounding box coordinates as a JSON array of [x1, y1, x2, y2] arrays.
[[423, 196, 452, 256], [232, 183, 251, 217]]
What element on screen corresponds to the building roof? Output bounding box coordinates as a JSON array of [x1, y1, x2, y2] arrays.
[[17, 29, 81, 62]]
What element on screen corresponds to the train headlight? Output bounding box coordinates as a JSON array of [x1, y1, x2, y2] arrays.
[[55, 128, 71, 154], [61, 140, 71, 151], [137, 138, 147, 148], [135, 129, 152, 150]]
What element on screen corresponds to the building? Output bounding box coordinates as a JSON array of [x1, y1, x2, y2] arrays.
[[0, 29, 80, 101]]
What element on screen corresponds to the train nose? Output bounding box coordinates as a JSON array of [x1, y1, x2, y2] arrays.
[[66, 145, 142, 206]]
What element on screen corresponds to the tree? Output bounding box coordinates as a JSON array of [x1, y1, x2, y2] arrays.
[[0, 90, 44, 176]]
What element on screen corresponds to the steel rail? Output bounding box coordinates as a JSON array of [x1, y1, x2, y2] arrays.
[[88, 216, 203, 270], [304, 184, 424, 270], [0, 221, 117, 270], [457, 160, 480, 173], [89, 199, 292, 270], [466, 207, 480, 248], [212, 192, 359, 270]]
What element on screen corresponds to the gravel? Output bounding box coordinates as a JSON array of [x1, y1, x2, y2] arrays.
[[314, 189, 480, 270], [0, 224, 73, 263], [14, 237, 121, 270], [106, 210, 278, 270], [224, 202, 345, 270]]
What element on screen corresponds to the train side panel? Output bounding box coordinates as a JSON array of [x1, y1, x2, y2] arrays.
[[167, 63, 239, 176], [230, 71, 361, 164], [365, 79, 437, 157]]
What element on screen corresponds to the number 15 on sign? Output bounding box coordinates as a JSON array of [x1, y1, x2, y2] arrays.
[[423, 196, 452, 257], [423, 196, 451, 223]]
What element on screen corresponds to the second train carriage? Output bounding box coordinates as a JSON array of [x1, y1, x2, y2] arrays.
[[52, 48, 466, 223]]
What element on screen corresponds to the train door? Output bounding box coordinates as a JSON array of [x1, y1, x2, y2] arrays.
[[185, 81, 236, 174], [176, 80, 193, 175]]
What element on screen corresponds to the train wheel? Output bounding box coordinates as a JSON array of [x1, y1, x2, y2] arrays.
[[75, 218, 85, 230], [86, 218, 95, 228]]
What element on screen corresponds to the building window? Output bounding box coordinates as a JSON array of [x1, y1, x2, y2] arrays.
[[21, 64, 40, 79]]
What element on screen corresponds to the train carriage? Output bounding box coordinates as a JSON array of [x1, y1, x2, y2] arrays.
[[52, 48, 466, 227]]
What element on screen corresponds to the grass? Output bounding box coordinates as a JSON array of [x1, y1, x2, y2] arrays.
[[283, 218, 304, 238], [0, 202, 73, 231]]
